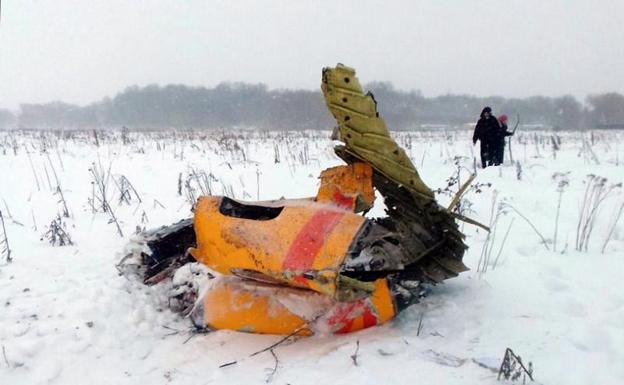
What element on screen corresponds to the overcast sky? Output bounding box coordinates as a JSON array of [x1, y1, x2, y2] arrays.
[[1, 0, 623, 109]]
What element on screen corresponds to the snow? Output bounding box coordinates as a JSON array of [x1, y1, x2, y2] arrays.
[[1, 128, 624, 385]]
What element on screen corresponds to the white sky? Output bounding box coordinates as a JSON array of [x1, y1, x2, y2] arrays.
[[1, 0, 623, 109]]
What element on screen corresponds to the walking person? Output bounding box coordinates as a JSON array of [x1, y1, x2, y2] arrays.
[[472, 106, 499, 168], [492, 114, 514, 165]]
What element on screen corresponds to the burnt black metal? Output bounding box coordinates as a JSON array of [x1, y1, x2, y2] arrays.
[[141, 218, 196, 284]]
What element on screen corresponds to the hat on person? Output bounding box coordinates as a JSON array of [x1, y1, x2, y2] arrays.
[[499, 114, 508, 123]]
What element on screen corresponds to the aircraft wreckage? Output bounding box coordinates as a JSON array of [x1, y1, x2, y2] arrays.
[[120, 64, 471, 335]]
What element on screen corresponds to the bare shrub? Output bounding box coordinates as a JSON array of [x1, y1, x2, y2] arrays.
[[41, 215, 73, 246], [576, 175, 621, 251]]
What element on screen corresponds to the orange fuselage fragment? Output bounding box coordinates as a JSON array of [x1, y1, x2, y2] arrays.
[[191, 196, 365, 297], [316, 163, 375, 211], [191, 276, 395, 335], [188, 163, 397, 335]]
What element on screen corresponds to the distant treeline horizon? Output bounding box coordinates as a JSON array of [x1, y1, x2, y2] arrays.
[[1, 82, 624, 130]]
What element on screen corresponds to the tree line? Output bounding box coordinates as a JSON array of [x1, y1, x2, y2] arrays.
[[2, 82, 624, 130]]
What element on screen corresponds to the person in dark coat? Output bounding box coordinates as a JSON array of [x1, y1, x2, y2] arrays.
[[491, 114, 514, 165], [472, 106, 499, 168]]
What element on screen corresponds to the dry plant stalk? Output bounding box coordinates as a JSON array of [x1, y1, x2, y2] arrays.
[[0, 210, 12, 263], [601, 201, 624, 254], [576, 175, 621, 252]]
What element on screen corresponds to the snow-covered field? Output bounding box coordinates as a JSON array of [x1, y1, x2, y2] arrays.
[[1, 128, 623, 385]]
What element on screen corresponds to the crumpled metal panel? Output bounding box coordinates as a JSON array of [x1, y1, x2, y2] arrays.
[[322, 63, 435, 200], [190, 196, 366, 299], [190, 276, 395, 335], [316, 163, 375, 212]]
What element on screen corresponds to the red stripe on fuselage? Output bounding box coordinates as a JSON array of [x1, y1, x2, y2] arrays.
[[332, 190, 355, 209], [282, 209, 345, 271]]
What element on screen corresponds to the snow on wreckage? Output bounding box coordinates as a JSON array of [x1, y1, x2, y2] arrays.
[[119, 64, 472, 335]]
